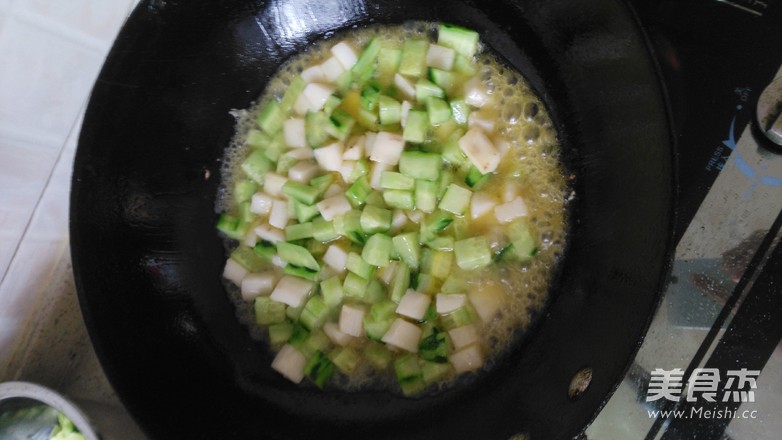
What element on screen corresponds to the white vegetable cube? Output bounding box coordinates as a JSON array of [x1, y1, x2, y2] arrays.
[[287, 161, 320, 183], [394, 74, 416, 100], [270, 275, 315, 308], [271, 254, 287, 268], [324, 183, 345, 198], [458, 127, 501, 174], [448, 325, 479, 350], [369, 161, 393, 189], [300, 82, 337, 112], [317, 194, 352, 221], [378, 261, 398, 285], [301, 64, 327, 83], [369, 131, 406, 165], [439, 184, 472, 215], [323, 322, 354, 346], [391, 209, 408, 232], [494, 196, 528, 223], [450, 344, 484, 373], [501, 182, 519, 202], [400, 101, 412, 128], [426, 44, 455, 70], [286, 147, 314, 160], [331, 41, 358, 70], [396, 289, 431, 320], [339, 304, 366, 337], [271, 344, 307, 383], [381, 318, 422, 353], [293, 93, 311, 116], [339, 161, 356, 183], [243, 229, 258, 248], [463, 76, 491, 108], [241, 272, 277, 301], [283, 118, 307, 148], [313, 142, 344, 172], [468, 287, 505, 323], [223, 259, 248, 286], [320, 56, 346, 82], [342, 136, 364, 160], [468, 108, 496, 132], [263, 172, 288, 197], [363, 132, 377, 158], [436, 293, 467, 314], [406, 209, 424, 224], [254, 224, 285, 243], [250, 192, 274, 215], [470, 192, 498, 220], [268, 199, 290, 229], [323, 244, 349, 272]]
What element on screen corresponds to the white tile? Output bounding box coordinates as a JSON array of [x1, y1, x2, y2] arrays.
[[17, 0, 137, 44], [0, 240, 65, 319]]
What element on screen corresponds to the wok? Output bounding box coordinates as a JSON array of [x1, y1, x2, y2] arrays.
[[70, 0, 675, 438]]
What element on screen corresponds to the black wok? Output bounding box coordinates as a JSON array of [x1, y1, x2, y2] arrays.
[[70, 0, 675, 438]]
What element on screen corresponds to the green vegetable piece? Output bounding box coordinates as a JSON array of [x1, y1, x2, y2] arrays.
[[346, 251, 374, 279], [294, 201, 321, 224], [399, 39, 428, 78], [216, 213, 243, 240], [365, 341, 392, 369], [351, 37, 382, 86], [437, 23, 480, 58], [268, 321, 294, 346], [360, 205, 393, 234], [255, 297, 287, 325], [300, 295, 330, 330], [363, 300, 397, 340], [453, 53, 477, 76], [419, 327, 448, 363], [439, 184, 472, 215], [377, 48, 402, 85], [449, 100, 470, 125], [323, 95, 342, 115], [276, 153, 297, 175], [360, 83, 382, 111], [428, 68, 457, 95], [390, 262, 411, 304], [415, 273, 439, 295], [233, 180, 257, 204], [507, 218, 538, 261], [362, 233, 393, 267], [403, 110, 428, 144], [439, 305, 476, 330], [414, 179, 438, 213], [280, 76, 306, 114], [349, 158, 370, 182], [425, 235, 455, 252], [241, 150, 274, 184], [253, 240, 276, 260], [309, 173, 335, 197], [326, 109, 356, 141], [246, 128, 273, 149], [380, 171, 415, 191], [285, 222, 314, 241], [230, 246, 266, 272], [421, 360, 452, 383], [277, 242, 320, 271], [392, 232, 420, 271], [305, 350, 335, 388], [454, 236, 492, 270], [425, 96, 451, 125], [305, 111, 332, 148], [329, 347, 360, 374], [334, 210, 365, 244], [287, 323, 310, 349], [416, 78, 445, 102], [395, 354, 426, 395], [282, 181, 320, 205], [399, 151, 442, 181], [440, 275, 466, 293], [257, 100, 284, 134], [343, 271, 370, 300], [346, 176, 373, 206], [383, 190, 415, 210], [320, 276, 344, 307], [378, 95, 402, 125], [283, 264, 320, 281], [427, 250, 453, 280], [465, 166, 490, 189], [312, 216, 339, 242], [441, 129, 468, 166]]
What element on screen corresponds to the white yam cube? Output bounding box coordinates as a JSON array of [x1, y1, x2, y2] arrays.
[[271, 254, 287, 268], [254, 224, 285, 243], [243, 229, 258, 247], [320, 56, 346, 83], [501, 182, 519, 202], [436, 293, 467, 314], [223, 259, 248, 286], [323, 244, 349, 272], [426, 44, 455, 70], [369, 131, 405, 165], [250, 192, 274, 215], [286, 147, 314, 160], [323, 322, 353, 346], [324, 183, 345, 198], [463, 76, 491, 108], [378, 261, 398, 285], [313, 142, 344, 172], [301, 64, 327, 83], [450, 344, 484, 373], [468, 287, 505, 323], [287, 161, 319, 183], [363, 132, 377, 158], [470, 192, 497, 220], [396, 289, 431, 320], [331, 41, 358, 70], [268, 199, 289, 229], [394, 74, 416, 100], [448, 325, 479, 351], [317, 194, 352, 221], [369, 161, 393, 190], [468, 108, 496, 132], [391, 209, 408, 232], [400, 101, 412, 128], [342, 136, 364, 160], [283, 118, 307, 148], [271, 344, 307, 383], [293, 93, 311, 116], [494, 196, 528, 223], [270, 275, 314, 308], [263, 172, 288, 197], [458, 127, 501, 174], [381, 318, 422, 353], [406, 209, 424, 224], [339, 304, 366, 337], [339, 160, 356, 183], [240, 272, 277, 301], [301, 83, 336, 112]]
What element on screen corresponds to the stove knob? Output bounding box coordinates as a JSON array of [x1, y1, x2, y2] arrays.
[[756, 77, 782, 148]]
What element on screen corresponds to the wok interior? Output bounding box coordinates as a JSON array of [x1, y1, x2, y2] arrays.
[[70, 0, 674, 439]]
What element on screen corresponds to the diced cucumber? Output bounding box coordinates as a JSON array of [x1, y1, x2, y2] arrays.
[[350, 159, 370, 182], [453, 53, 477, 76], [419, 326, 448, 363], [365, 190, 388, 208], [365, 341, 392, 369], [403, 110, 428, 143], [363, 300, 397, 340], [440, 275, 466, 294], [277, 242, 320, 271], [425, 249, 453, 280], [309, 173, 335, 197], [320, 276, 344, 307], [333, 209, 365, 244], [437, 23, 480, 58], [414, 179, 438, 213], [285, 222, 313, 241], [311, 217, 338, 243], [305, 111, 332, 148], [241, 150, 274, 184], [323, 95, 343, 116], [426, 96, 451, 125], [425, 235, 454, 252], [421, 359, 452, 383], [282, 181, 320, 205], [429, 68, 457, 95], [283, 264, 319, 282], [362, 233, 393, 267], [399, 39, 428, 78], [392, 232, 420, 271], [416, 79, 445, 101], [253, 240, 277, 260], [378, 95, 402, 125], [268, 321, 294, 346], [380, 171, 415, 191], [351, 37, 381, 86], [507, 218, 537, 261], [255, 296, 287, 325], [217, 213, 243, 240], [415, 273, 439, 295], [233, 180, 257, 204], [230, 246, 266, 272], [465, 166, 490, 189], [346, 176, 373, 206], [383, 190, 415, 210], [360, 83, 381, 111], [257, 100, 284, 134], [365, 277, 387, 304], [399, 151, 442, 181], [360, 205, 392, 234], [377, 48, 402, 85], [343, 271, 370, 300], [346, 252, 374, 279], [280, 76, 306, 114], [326, 109, 355, 141], [300, 295, 330, 330], [329, 347, 360, 374], [390, 262, 411, 303], [439, 304, 476, 330], [304, 350, 334, 388], [439, 184, 472, 216], [394, 354, 426, 396], [294, 201, 321, 224], [454, 236, 491, 270]]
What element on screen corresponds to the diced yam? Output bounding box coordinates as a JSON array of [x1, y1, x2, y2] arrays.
[[320, 56, 346, 82], [293, 93, 311, 116], [400, 101, 412, 128], [271, 344, 307, 383], [268, 199, 289, 229], [378, 261, 398, 285], [286, 148, 314, 160], [436, 293, 467, 314], [450, 344, 483, 373], [313, 142, 344, 172], [396, 289, 431, 320], [339, 161, 356, 183], [241, 272, 277, 301], [494, 196, 528, 223], [470, 192, 497, 220], [264, 172, 288, 197], [301, 64, 327, 83], [342, 136, 364, 160], [458, 127, 501, 174], [394, 74, 416, 100], [223, 259, 248, 286], [406, 209, 424, 224], [323, 322, 353, 346], [250, 192, 274, 215], [270, 275, 314, 308], [369, 132, 406, 165], [323, 244, 349, 272], [501, 182, 519, 202], [381, 318, 422, 353], [364, 132, 377, 158], [448, 325, 479, 350], [317, 194, 352, 221], [254, 224, 285, 243], [339, 304, 366, 337], [287, 161, 319, 183], [324, 183, 345, 198], [463, 76, 491, 108], [468, 286, 505, 322], [369, 161, 393, 189], [300, 83, 337, 112], [331, 41, 358, 70], [243, 229, 258, 247], [426, 44, 455, 70], [391, 209, 408, 232], [283, 118, 307, 148], [271, 254, 287, 268], [468, 108, 496, 132]]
